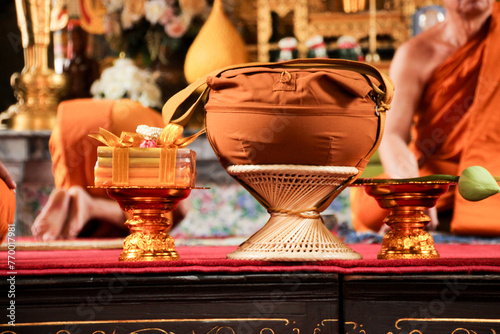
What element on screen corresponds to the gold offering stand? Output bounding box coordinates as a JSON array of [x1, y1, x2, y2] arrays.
[[226, 165, 362, 261], [96, 186, 192, 262], [353, 178, 455, 260], [3, 0, 66, 130]]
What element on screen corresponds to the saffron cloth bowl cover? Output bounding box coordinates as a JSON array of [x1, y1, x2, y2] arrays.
[[205, 64, 391, 171]]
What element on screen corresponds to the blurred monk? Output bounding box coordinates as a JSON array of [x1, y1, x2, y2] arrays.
[[352, 0, 500, 236], [32, 99, 185, 241], [0, 161, 16, 243]]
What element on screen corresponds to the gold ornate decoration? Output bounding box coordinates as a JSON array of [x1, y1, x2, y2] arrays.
[[343, 0, 366, 13], [344, 321, 367, 334], [353, 178, 454, 260], [99, 187, 193, 261], [365, 0, 380, 63], [257, 0, 309, 61], [253, 0, 443, 64], [0, 318, 290, 333], [121, 231, 177, 261], [393, 317, 500, 334], [129, 329, 169, 334], [3, 0, 67, 130], [50, 0, 67, 31], [396, 318, 500, 329], [314, 319, 339, 333]]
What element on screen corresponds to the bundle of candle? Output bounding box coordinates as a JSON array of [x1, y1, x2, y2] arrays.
[[91, 124, 199, 188]]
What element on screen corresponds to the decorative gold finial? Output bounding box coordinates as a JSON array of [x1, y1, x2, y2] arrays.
[[4, 0, 67, 130]]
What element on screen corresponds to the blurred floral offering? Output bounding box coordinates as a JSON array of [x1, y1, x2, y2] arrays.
[[90, 58, 162, 108], [336, 35, 365, 61], [101, 0, 209, 65], [306, 35, 328, 58]]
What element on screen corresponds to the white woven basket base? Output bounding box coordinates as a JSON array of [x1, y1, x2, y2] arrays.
[[226, 215, 362, 261], [227, 249, 362, 261], [225, 165, 361, 261]]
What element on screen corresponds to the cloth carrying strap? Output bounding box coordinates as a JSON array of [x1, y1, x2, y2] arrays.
[[162, 58, 394, 126]]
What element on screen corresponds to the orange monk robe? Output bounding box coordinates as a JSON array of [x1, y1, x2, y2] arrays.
[[50, 98, 164, 198], [453, 2, 500, 236], [351, 11, 494, 233], [0, 180, 16, 243], [350, 173, 389, 232]]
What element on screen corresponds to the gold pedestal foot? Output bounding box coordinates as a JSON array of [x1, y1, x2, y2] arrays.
[[378, 210, 439, 260], [10, 110, 57, 131], [120, 232, 179, 261]]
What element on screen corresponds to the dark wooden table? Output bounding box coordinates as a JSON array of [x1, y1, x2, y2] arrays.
[[2, 244, 500, 333]]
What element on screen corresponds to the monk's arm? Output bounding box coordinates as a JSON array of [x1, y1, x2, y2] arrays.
[[379, 43, 423, 179], [378, 42, 440, 229]]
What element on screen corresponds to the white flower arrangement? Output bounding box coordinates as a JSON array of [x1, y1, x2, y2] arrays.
[[144, 0, 168, 25], [90, 58, 163, 109]]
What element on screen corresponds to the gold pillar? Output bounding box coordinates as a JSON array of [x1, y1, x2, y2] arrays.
[[365, 0, 380, 62], [5, 0, 67, 131]]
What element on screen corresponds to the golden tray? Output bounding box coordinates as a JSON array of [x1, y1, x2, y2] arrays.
[[352, 177, 456, 260], [91, 186, 205, 262]]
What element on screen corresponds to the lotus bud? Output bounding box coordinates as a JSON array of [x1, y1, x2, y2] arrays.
[[458, 166, 500, 201]]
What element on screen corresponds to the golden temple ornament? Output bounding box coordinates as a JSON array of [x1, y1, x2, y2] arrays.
[[343, 0, 366, 13], [352, 178, 455, 260], [3, 0, 67, 130]]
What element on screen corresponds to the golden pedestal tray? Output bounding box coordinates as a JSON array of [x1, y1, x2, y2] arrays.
[[97, 187, 192, 262], [226, 165, 362, 261], [353, 178, 455, 260]]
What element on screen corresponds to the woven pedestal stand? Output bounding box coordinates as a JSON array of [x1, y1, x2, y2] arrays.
[[226, 165, 362, 261]]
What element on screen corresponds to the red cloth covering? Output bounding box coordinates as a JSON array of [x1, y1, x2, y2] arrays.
[[2, 244, 500, 276]]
